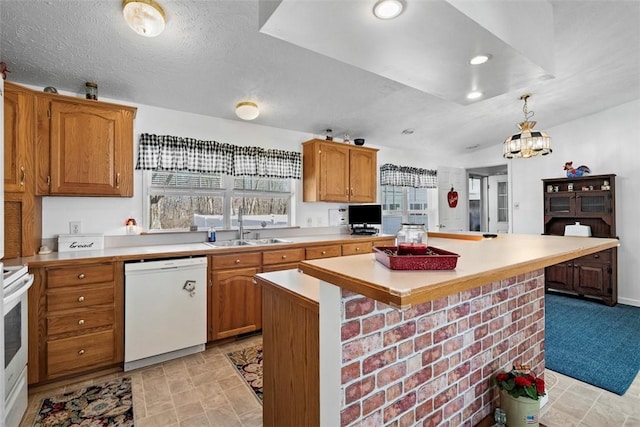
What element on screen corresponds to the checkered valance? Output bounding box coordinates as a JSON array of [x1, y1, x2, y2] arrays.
[[136, 133, 301, 179], [380, 163, 437, 188]]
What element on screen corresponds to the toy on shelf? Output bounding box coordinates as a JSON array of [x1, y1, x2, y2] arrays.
[[564, 161, 591, 178]]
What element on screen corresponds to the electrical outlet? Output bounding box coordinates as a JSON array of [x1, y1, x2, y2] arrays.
[[69, 221, 82, 235]]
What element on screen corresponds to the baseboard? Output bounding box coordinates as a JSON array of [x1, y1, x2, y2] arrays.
[[124, 343, 205, 371], [617, 296, 640, 307]]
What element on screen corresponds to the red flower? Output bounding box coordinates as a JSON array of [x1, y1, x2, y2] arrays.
[[515, 376, 532, 387], [535, 379, 545, 394], [496, 373, 510, 382]]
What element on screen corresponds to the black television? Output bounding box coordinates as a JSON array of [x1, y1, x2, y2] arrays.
[[348, 204, 382, 234]]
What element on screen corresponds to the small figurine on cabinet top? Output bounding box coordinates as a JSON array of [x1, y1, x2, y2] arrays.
[[564, 161, 591, 178]]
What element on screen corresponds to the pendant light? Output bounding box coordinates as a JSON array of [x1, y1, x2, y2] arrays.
[[503, 94, 552, 159]]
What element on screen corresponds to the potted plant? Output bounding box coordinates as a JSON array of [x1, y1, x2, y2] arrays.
[[493, 369, 546, 427]]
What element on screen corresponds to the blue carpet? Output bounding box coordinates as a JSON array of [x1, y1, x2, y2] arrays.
[[545, 294, 640, 395]]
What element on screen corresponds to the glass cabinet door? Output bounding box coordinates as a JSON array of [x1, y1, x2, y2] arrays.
[[575, 191, 611, 217], [544, 193, 575, 216]]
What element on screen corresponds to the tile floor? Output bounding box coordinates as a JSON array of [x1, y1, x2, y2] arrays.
[[20, 334, 263, 427], [19, 334, 640, 427]]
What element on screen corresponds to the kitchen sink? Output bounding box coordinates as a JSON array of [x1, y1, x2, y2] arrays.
[[204, 240, 254, 248], [204, 238, 292, 248], [246, 238, 292, 245]]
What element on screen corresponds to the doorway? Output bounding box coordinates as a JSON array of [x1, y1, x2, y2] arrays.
[[466, 165, 508, 233]]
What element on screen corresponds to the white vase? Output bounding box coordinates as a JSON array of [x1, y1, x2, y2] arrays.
[[500, 390, 540, 427]]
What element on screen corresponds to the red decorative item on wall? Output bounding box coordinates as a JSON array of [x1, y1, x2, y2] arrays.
[[447, 187, 458, 208], [0, 61, 10, 80]]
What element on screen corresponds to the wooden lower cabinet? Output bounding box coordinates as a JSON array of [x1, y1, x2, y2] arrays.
[[260, 275, 319, 427], [29, 261, 123, 384], [208, 252, 262, 341], [210, 267, 261, 340], [206, 237, 397, 343], [545, 248, 616, 305]]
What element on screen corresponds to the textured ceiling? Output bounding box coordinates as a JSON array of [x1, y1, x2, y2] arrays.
[[1, 0, 639, 157]]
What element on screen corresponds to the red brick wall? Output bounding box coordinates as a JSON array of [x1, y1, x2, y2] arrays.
[[339, 270, 545, 426]]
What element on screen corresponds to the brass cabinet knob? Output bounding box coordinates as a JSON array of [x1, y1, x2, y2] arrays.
[[78, 273, 86, 279], [321, 251, 327, 255], [78, 296, 85, 302], [282, 255, 287, 259], [235, 259, 241, 264], [356, 247, 361, 251], [78, 349, 85, 355], [78, 319, 85, 325]]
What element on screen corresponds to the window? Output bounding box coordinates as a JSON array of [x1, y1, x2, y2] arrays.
[[146, 171, 292, 231], [381, 185, 435, 234], [497, 181, 508, 222]]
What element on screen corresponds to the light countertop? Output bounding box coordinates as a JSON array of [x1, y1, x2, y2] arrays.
[[7, 234, 395, 267], [297, 233, 619, 307]]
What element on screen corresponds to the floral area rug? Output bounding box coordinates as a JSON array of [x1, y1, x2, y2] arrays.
[[33, 377, 133, 427], [226, 344, 263, 403]]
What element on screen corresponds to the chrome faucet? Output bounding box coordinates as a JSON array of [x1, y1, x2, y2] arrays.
[[238, 206, 251, 241]]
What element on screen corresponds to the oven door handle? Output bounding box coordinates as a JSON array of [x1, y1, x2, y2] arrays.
[[3, 274, 35, 307]]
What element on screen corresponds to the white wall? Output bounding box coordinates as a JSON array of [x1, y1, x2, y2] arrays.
[[458, 99, 640, 306]]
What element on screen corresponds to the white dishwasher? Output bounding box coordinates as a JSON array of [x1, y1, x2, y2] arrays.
[[124, 257, 207, 371]]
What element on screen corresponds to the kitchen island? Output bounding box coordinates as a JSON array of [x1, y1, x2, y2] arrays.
[[255, 233, 619, 426]]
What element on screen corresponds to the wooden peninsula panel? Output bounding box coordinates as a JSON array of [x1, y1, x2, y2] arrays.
[[257, 270, 319, 427]]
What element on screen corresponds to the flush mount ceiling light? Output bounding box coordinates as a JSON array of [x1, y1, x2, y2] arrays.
[[469, 54, 492, 65], [373, 0, 404, 19], [503, 94, 551, 159], [235, 102, 260, 120], [122, 0, 166, 37]]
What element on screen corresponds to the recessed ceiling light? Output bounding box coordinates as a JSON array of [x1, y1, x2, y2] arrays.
[[373, 0, 404, 19], [467, 91, 483, 100], [469, 54, 492, 65], [401, 128, 414, 135]]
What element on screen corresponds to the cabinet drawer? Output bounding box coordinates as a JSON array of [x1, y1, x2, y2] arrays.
[[374, 238, 396, 247], [580, 250, 611, 263], [47, 329, 115, 378], [47, 307, 114, 336], [342, 241, 373, 256], [263, 248, 305, 265], [306, 245, 341, 260], [210, 252, 262, 270], [47, 263, 114, 288], [262, 262, 301, 273], [47, 284, 114, 312]]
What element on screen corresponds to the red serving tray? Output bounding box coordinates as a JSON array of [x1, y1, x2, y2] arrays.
[[373, 246, 460, 270]]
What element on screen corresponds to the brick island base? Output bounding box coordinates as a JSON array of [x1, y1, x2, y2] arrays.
[[320, 269, 545, 426]]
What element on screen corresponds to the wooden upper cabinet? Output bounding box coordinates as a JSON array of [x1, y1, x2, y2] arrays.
[[349, 147, 377, 203], [36, 94, 136, 197], [302, 139, 378, 203], [4, 82, 34, 193]]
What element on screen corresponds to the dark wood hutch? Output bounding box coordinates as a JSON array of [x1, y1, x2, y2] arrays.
[[542, 174, 617, 305]]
